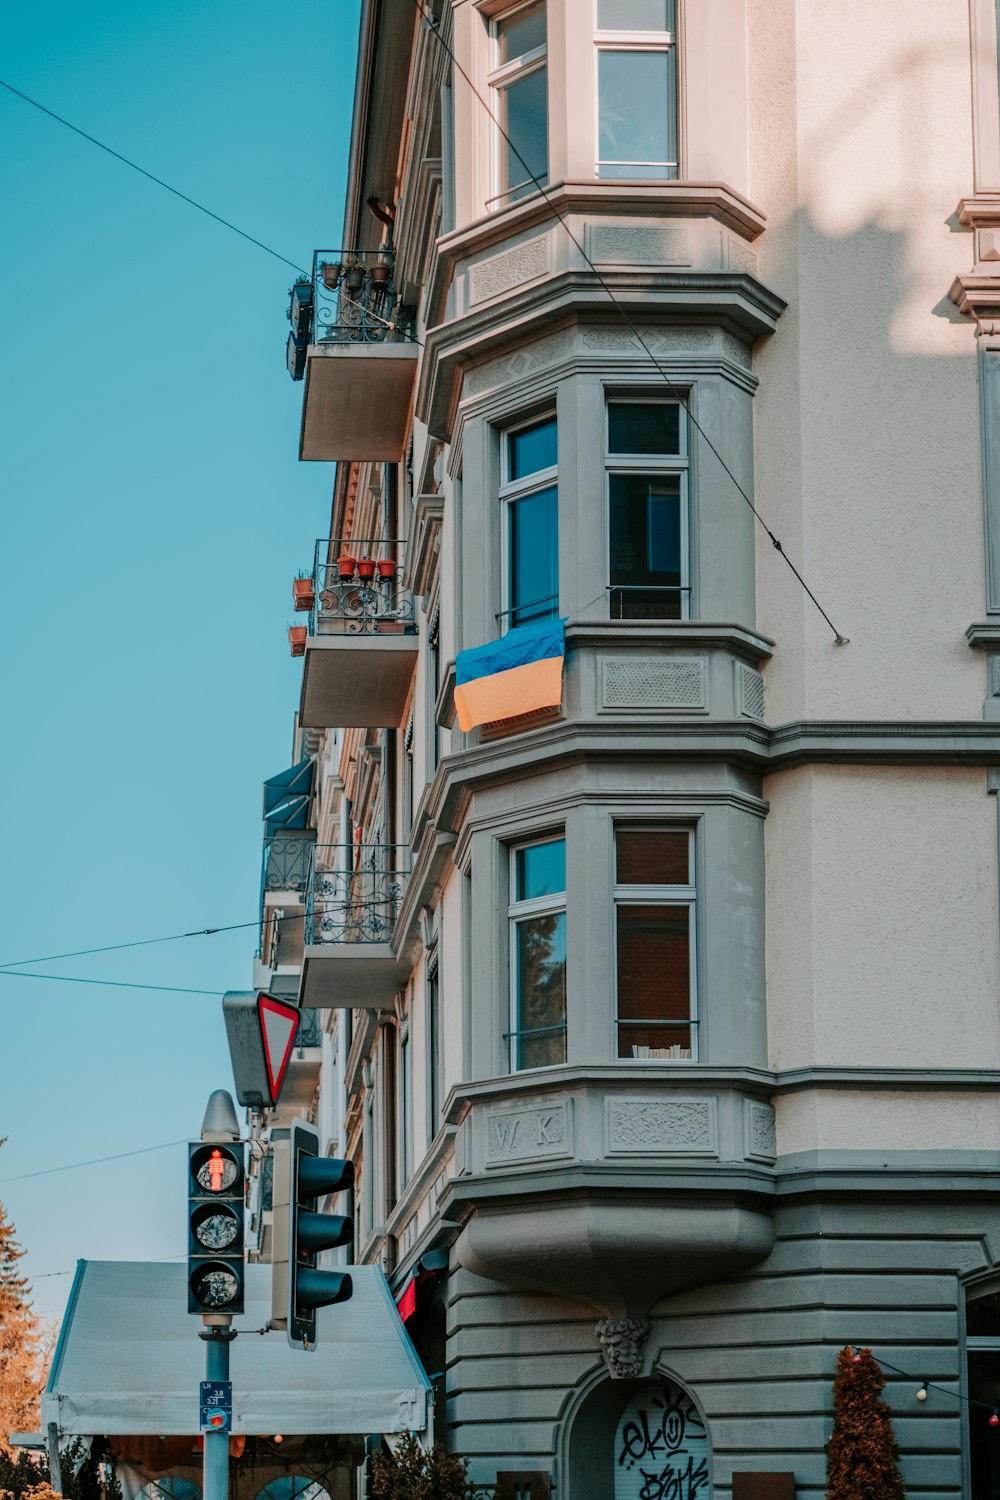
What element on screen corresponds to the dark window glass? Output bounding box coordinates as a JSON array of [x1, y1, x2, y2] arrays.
[[608, 402, 680, 455], [968, 1292, 1000, 1337], [516, 909, 567, 1068], [969, 1351, 1000, 1499], [510, 484, 558, 624], [598, 50, 676, 178], [510, 416, 557, 478], [597, 0, 674, 27], [616, 904, 690, 1057], [498, 0, 546, 62], [616, 829, 689, 886], [516, 838, 566, 900], [609, 473, 680, 619], [502, 65, 548, 199]]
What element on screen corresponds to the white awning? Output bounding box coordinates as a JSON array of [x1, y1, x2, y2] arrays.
[[43, 1261, 430, 1438]]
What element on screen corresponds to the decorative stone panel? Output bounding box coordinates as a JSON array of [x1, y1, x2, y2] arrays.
[[485, 1100, 571, 1166], [606, 1098, 718, 1156], [739, 663, 765, 720], [465, 330, 575, 396], [602, 658, 706, 711], [587, 224, 690, 267], [745, 1099, 777, 1163], [470, 237, 549, 303], [728, 236, 759, 276], [583, 326, 714, 353]]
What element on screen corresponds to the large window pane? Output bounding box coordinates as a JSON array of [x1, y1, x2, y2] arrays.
[[498, 0, 546, 63], [510, 483, 558, 624], [597, 0, 674, 29], [616, 904, 690, 1057], [608, 401, 680, 455], [616, 829, 689, 886], [598, 50, 675, 178], [516, 838, 566, 901], [516, 909, 567, 1068], [502, 65, 548, 199], [969, 1352, 1000, 1499], [609, 473, 681, 619], [510, 416, 557, 479]]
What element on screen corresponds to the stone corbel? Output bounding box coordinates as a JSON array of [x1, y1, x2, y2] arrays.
[[595, 1317, 650, 1380], [949, 197, 1000, 334]]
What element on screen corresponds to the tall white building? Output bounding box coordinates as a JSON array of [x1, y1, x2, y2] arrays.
[[243, 1, 1000, 1494]]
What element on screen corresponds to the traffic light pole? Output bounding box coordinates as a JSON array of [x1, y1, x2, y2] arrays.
[[200, 1322, 236, 1500]]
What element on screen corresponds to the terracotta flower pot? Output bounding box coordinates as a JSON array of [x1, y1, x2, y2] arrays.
[[357, 558, 377, 580], [370, 263, 390, 289], [292, 578, 315, 611], [337, 555, 357, 579], [376, 559, 396, 580], [320, 262, 342, 289], [288, 626, 308, 657]]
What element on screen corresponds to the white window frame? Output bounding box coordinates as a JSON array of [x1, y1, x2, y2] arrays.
[[487, 1, 549, 208], [612, 825, 697, 1061], [499, 412, 559, 631], [594, 2, 678, 181], [507, 834, 567, 1071], [604, 396, 689, 620]]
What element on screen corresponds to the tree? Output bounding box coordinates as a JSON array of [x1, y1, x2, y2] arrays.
[[826, 1345, 906, 1500], [368, 1434, 482, 1500], [0, 1152, 46, 1448]]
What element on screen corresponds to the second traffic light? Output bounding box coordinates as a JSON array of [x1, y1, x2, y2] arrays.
[[271, 1119, 353, 1349]]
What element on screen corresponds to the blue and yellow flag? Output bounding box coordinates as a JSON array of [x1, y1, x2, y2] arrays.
[[454, 619, 565, 732]]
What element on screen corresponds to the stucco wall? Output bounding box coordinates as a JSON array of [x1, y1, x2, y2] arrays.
[[764, 764, 1000, 1070], [750, 0, 984, 722]]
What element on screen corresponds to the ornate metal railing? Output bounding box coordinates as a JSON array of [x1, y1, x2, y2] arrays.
[[289, 249, 416, 349], [310, 537, 417, 637], [261, 834, 316, 894], [305, 845, 410, 945], [295, 1007, 323, 1048]]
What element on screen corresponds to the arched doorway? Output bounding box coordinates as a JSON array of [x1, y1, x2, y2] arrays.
[[564, 1373, 711, 1500]]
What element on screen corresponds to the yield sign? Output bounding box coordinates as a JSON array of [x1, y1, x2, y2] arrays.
[[257, 993, 300, 1104]]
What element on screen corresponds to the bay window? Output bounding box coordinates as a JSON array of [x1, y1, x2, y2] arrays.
[[614, 827, 696, 1059], [596, 0, 678, 181], [509, 836, 567, 1070]]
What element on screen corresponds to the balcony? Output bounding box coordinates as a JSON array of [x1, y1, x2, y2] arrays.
[[299, 539, 418, 729], [300, 845, 411, 1009], [277, 1006, 323, 1114], [288, 250, 419, 462], [256, 832, 314, 997]]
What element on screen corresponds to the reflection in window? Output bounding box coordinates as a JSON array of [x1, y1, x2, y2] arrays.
[[509, 837, 567, 1070], [256, 1482, 331, 1500], [596, 0, 677, 181], [606, 401, 687, 619], [501, 415, 559, 628], [491, 2, 548, 204], [614, 829, 695, 1059]]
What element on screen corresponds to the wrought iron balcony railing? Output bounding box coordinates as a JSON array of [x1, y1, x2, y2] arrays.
[[305, 845, 410, 945], [262, 834, 315, 895], [287, 249, 416, 374], [295, 1007, 323, 1048], [309, 538, 417, 637]]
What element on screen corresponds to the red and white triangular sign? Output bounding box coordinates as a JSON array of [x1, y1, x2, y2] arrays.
[[256, 993, 301, 1105]]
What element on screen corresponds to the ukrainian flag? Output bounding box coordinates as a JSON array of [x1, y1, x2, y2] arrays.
[[454, 619, 565, 732]]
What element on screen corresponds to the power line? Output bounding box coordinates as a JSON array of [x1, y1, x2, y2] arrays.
[[0, 77, 308, 276], [0, 909, 307, 971], [0, 971, 218, 997], [0, 1139, 187, 1185], [411, 2, 848, 645]]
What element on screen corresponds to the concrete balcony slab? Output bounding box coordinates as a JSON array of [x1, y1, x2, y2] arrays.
[[299, 632, 418, 728], [300, 343, 418, 462], [300, 943, 411, 1009]]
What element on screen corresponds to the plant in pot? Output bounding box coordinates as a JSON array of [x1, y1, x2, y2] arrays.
[[319, 261, 342, 290], [292, 572, 315, 611], [288, 625, 308, 657], [376, 558, 396, 581], [356, 556, 377, 581], [343, 256, 365, 292], [370, 254, 392, 290], [336, 554, 357, 580]]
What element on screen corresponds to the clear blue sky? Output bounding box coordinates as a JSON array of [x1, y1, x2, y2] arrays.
[[0, 0, 359, 1322]]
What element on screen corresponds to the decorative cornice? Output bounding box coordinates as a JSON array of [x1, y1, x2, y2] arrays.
[[967, 621, 1000, 647], [948, 271, 1000, 332], [956, 194, 1000, 228]]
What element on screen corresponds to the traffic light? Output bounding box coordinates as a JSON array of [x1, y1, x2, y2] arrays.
[[271, 1119, 353, 1349], [187, 1141, 246, 1315]]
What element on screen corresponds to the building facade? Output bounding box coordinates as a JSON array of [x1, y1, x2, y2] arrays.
[[244, 1, 1000, 1494]]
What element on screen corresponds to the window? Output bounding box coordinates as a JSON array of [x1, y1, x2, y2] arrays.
[[614, 828, 696, 1059], [508, 837, 567, 1069], [490, 1, 548, 205], [426, 952, 442, 1143], [399, 1017, 412, 1185], [967, 1283, 1000, 1497], [596, 0, 678, 181], [606, 399, 688, 619], [500, 415, 558, 628]]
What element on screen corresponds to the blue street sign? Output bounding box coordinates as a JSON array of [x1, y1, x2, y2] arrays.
[[199, 1380, 233, 1434]]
